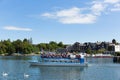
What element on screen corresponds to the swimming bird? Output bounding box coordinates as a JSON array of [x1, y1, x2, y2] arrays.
[[24, 73, 29, 78], [2, 72, 8, 77]]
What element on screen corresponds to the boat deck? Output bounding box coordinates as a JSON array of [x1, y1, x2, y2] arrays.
[[30, 62, 88, 67]]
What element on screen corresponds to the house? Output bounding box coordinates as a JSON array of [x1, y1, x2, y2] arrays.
[[114, 45, 120, 52]]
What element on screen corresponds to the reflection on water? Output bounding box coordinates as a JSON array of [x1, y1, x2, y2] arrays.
[[0, 56, 31, 80], [1, 56, 120, 80], [38, 67, 85, 80]]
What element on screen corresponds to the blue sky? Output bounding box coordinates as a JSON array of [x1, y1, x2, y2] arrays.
[[0, 0, 120, 44]]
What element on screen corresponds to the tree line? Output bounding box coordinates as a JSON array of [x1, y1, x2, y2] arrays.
[[0, 38, 118, 55], [0, 39, 66, 55]]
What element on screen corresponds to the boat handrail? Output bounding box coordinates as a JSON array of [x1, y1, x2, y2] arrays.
[[40, 54, 81, 59]]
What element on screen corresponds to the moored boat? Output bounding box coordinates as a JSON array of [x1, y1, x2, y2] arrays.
[[94, 54, 113, 58]]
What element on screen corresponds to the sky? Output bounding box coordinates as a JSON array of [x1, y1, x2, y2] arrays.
[[0, 0, 120, 44]]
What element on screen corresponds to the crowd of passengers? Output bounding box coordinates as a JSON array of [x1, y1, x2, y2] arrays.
[[41, 53, 81, 59]]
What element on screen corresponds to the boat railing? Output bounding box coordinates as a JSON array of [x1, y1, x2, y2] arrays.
[[40, 53, 86, 63], [40, 54, 81, 59], [41, 57, 81, 63]]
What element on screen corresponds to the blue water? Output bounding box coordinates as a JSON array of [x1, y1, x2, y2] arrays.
[[0, 56, 120, 80]]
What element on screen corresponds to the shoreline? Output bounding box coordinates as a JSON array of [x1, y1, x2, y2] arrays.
[[0, 53, 40, 56]]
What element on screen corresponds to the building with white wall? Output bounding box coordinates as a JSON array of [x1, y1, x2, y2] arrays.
[[114, 45, 120, 52]]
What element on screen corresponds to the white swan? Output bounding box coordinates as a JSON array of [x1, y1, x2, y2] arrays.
[[24, 73, 29, 78], [2, 72, 8, 77]]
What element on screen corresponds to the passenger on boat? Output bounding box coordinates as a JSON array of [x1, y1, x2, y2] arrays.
[[76, 54, 81, 59], [80, 53, 85, 63], [70, 54, 76, 59], [41, 53, 84, 60]]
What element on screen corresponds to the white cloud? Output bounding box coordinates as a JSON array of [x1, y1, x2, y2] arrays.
[[41, 13, 54, 17], [3, 26, 32, 31], [104, 0, 120, 4], [42, 7, 97, 24], [92, 0, 120, 12], [111, 8, 120, 11], [115, 3, 120, 7], [41, 0, 120, 24], [111, 3, 120, 11], [91, 2, 106, 15], [59, 14, 96, 24], [56, 7, 80, 17]]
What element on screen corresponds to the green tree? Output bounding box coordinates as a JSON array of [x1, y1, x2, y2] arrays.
[[112, 39, 117, 44], [49, 41, 58, 51], [32, 45, 39, 54], [22, 39, 34, 54], [58, 42, 64, 48], [97, 48, 106, 53], [0, 42, 6, 54], [3, 39, 15, 55], [37, 43, 47, 51], [12, 39, 23, 53], [86, 48, 92, 54]]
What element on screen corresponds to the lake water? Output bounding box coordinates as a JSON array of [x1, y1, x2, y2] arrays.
[[0, 56, 120, 80]]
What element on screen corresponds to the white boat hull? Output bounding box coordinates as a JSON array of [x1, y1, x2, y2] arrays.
[[30, 62, 88, 67]]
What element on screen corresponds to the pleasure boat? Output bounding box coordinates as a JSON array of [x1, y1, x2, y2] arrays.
[[30, 53, 88, 67]]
